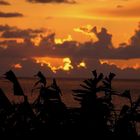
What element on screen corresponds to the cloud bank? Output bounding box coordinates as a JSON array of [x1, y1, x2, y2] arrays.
[[27, 0, 76, 4], [0, 0, 10, 5], [1, 24, 140, 78], [0, 11, 24, 18]]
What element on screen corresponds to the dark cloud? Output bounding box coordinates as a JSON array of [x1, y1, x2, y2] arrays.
[[69, 58, 140, 79], [2, 29, 44, 38], [0, 25, 45, 39], [99, 6, 140, 17], [0, 0, 10, 5], [113, 26, 140, 59], [46, 16, 53, 20], [91, 26, 113, 48], [116, 5, 124, 8], [0, 11, 24, 18], [1, 24, 140, 60], [1, 24, 140, 78], [27, 0, 76, 4], [2, 57, 140, 79], [12, 59, 54, 77], [0, 25, 14, 32]]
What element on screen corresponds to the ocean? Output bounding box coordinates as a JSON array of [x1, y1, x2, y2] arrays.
[[0, 78, 140, 108]]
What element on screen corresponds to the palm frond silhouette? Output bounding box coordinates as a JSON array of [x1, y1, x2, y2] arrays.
[[73, 70, 103, 103]]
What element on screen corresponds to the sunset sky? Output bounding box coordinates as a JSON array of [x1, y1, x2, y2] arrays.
[[0, 0, 140, 78]]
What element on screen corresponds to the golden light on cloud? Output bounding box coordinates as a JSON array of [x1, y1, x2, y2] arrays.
[[31, 36, 42, 46], [77, 61, 86, 68], [55, 35, 72, 44], [74, 25, 98, 41], [16, 38, 24, 43], [99, 59, 140, 70], [33, 57, 63, 72], [12, 63, 22, 69], [1, 0, 140, 79], [63, 57, 73, 71], [33, 57, 73, 72]]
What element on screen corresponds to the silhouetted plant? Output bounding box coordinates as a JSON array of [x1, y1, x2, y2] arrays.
[[0, 69, 139, 138], [72, 70, 139, 138], [73, 70, 103, 109], [101, 72, 117, 131], [73, 70, 115, 137], [0, 88, 14, 135], [114, 95, 140, 138], [3, 70, 37, 136], [102, 72, 116, 100], [32, 71, 67, 128], [4, 70, 24, 96], [121, 90, 133, 107]]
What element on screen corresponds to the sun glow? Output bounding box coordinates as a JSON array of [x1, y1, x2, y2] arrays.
[[55, 35, 73, 44], [12, 63, 22, 69], [63, 57, 73, 71], [77, 61, 86, 68], [33, 57, 73, 72]]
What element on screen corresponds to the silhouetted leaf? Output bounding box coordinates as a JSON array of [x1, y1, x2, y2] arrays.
[[4, 70, 24, 96], [132, 114, 140, 122], [109, 73, 116, 81], [97, 73, 104, 82], [105, 77, 110, 83], [80, 84, 91, 90], [73, 89, 91, 94], [103, 81, 110, 88], [121, 90, 131, 99], [92, 70, 97, 78], [83, 80, 93, 87], [74, 97, 82, 102]]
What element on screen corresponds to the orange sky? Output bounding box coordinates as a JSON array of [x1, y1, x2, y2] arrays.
[[0, 0, 140, 45], [1, 0, 140, 74]]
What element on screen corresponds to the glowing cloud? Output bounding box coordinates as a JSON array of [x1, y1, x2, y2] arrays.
[[55, 35, 72, 44], [31, 35, 42, 46], [74, 25, 98, 42], [99, 59, 140, 70], [12, 63, 22, 69], [33, 57, 63, 72], [63, 57, 73, 71], [77, 61, 86, 68], [33, 57, 73, 73]]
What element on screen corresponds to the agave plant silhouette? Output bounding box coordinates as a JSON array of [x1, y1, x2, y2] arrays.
[[73, 70, 103, 104], [101, 72, 117, 131], [73, 70, 117, 136], [121, 90, 133, 107], [102, 73, 116, 97]]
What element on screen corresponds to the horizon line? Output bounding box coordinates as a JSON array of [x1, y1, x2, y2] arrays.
[[1, 76, 140, 81]]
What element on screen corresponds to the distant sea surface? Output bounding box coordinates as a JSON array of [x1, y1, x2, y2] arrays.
[[1, 78, 140, 108]]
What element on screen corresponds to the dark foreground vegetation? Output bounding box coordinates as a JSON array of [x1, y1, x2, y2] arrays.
[[0, 70, 140, 139]]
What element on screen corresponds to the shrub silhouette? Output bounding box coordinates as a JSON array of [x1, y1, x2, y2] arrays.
[[32, 72, 67, 130], [73, 70, 140, 138], [73, 70, 115, 137], [0, 69, 139, 138]]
